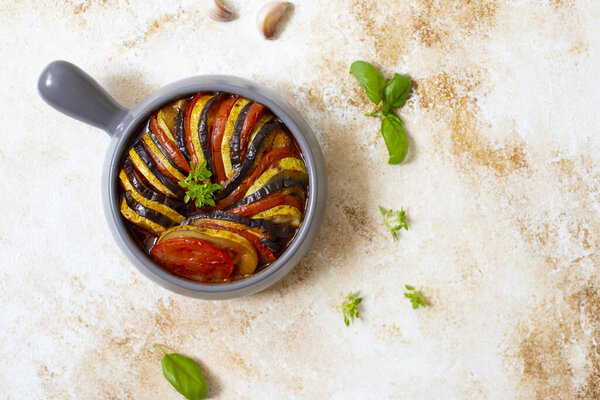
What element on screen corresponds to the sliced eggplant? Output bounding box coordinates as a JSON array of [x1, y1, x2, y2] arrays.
[[120, 192, 177, 234], [214, 117, 283, 200], [229, 101, 254, 169], [244, 157, 307, 197], [120, 197, 166, 235], [185, 93, 223, 173], [144, 130, 187, 180], [150, 114, 190, 173], [184, 210, 291, 243], [252, 205, 303, 228], [119, 167, 186, 224], [185, 93, 222, 170], [186, 217, 277, 262], [174, 106, 191, 161], [129, 143, 185, 198], [122, 158, 189, 214], [221, 98, 252, 180], [157, 225, 259, 276], [226, 179, 306, 210]]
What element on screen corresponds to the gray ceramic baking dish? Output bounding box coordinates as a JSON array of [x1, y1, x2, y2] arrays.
[[37, 60, 327, 299]]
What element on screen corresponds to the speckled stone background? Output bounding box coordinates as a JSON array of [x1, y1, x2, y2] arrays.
[[1, 0, 600, 398]]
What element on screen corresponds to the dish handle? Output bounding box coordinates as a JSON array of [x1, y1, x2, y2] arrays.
[[37, 60, 129, 136]]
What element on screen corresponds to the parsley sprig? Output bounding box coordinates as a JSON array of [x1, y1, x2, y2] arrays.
[[338, 292, 362, 326], [379, 206, 408, 240], [404, 285, 426, 309], [350, 60, 411, 164], [178, 161, 221, 207]]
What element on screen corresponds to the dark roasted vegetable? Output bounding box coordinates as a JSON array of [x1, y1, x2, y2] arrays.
[[221, 98, 252, 180], [120, 191, 177, 234], [120, 169, 186, 224], [122, 158, 189, 214], [150, 114, 190, 173], [210, 96, 239, 184], [146, 128, 188, 179], [214, 117, 283, 200], [244, 156, 307, 197], [174, 106, 191, 161], [129, 143, 185, 198], [226, 179, 306, 210], [184, 93, 222, 170]]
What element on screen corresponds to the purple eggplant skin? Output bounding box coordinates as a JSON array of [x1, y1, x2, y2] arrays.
[[229, 101, 253, 171], [225, 179, 307, 210], [196, 94, 224, 176], [132, 142, 185, 198], [147, 126, 188, 177], [174, 107, 191, 161], [122, 157, 190, 214], [214, 118, 284, 201], [122, 191, 177, 229]]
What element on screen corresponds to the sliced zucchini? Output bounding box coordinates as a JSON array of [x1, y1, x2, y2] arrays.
[[185, 93, 222, 169], [129, 144, 184, 198], [226, 179, 307, 210], [244, 157, 308, 197], [120, 192, 176, 235], [119, 169, 185, 224], [252, 205, 303, 228], [229, 101, 254, 169], [142, 132, 187, 181], [122, 158, 189, 214], [221, 98, 252, 180], [157, 225, 259, 275], [214, 117, 283, 201]]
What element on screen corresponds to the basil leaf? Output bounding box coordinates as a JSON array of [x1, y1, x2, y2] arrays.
[[350, 61, 386, 105], [381, 116, 408, 164], [156, 346, 207, 400], [384, 73, 411, 111]]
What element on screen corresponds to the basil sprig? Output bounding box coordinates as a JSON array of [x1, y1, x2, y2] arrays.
[[155, 345, 207, 400], [350, 61, 411, 164]]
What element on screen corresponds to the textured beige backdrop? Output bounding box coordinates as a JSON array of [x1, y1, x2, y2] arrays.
[[1, 0, 599, 399]]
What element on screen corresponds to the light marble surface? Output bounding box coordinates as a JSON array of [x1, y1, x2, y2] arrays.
[[1, 0, 600, 398]]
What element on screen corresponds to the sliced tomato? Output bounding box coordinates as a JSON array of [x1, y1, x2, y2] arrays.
[[239, 103, 266, 163], [150, 114, 190, 173], [150, 238, 234, 282], [228, 194, 304, 217], [190, 219, 276, 262], [211, 96, 239, 184], [214, 147, 298, 209]]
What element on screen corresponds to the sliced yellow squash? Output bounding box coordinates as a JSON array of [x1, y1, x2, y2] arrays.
[[222, 98, 252, 179], [120, 198, 165, 235], [128, 148, 177, 198], [251, 205, 303, 228], [157, 110, 176, 143], [188, 94, 217, 164], [244, 157, 308, 197], [119, 170, 185, 224]]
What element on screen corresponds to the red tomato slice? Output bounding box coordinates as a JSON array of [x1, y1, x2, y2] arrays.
[[229, 194, 304, 217], [150, 114, 191, 173], [211, 96, 239, 184], [239, 103, 266, 163], [214, 147, 298, 209], [150, 238, 234, 281], [191, 220, 276, 262]]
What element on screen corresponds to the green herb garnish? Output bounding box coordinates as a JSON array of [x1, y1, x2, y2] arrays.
[[350, 61, 411, 164], [154, 345, 207, 400], [178, 161, 221, 207], [404, 285, 426, 309], [338, 292, 362, 326], [379, 206, 408, 240]]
